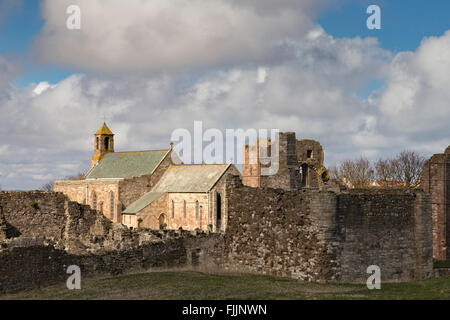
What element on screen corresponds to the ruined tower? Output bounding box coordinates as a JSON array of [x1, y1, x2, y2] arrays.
[[91, 122, 114, 168], [421, 146, 450, 261], [243, 132, 328, 191]]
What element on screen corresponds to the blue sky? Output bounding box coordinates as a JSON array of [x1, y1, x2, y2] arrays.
[[318, 0, 450, 52], [0, 0, 450, 190]]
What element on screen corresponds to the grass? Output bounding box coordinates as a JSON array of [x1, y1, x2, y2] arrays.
[[434, 260, 450, 268], [1, 271, 449, 300]]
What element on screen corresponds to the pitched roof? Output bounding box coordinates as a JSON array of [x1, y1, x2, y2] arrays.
[[86, 150, 169, 179], [122, 192, 165, 214], [122, 164, 232, 214], [152, 164, 230, 193], [95, 123, 113, 135]]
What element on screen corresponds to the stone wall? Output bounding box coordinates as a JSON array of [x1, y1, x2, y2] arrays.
[[333, 189, 433, 281], [0, 191, 221, 294], [0, 232, 221, 294], [0, 191, 68, 243], [0, 183, 435, 294], [421, 147, 450, 261], [167, 193, 208, 231], [242, 132, 326, 191], [219, 183, 433, 282]]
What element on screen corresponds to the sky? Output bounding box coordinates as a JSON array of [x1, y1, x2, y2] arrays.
[[0, 0, 450, 190]]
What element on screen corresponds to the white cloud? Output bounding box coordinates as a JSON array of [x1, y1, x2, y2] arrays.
[[34, 0, 328, 72], [33, 81, 56, 95], [1, 27, 395, 189], [1, 1, 450, 190], [375, 31, 450, 139]]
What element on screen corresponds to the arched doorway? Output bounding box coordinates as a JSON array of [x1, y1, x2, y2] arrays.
[[216, 193, 222, 231], [159, 213, 166, 230]]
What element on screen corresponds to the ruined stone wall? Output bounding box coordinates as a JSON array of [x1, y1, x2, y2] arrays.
[[242, 143, 262, 188], [220, 184, 433, 282], [333, 189, 433, 281], [218, 186, 338, 281], [242, 133, 327, 191], [0, 191, 68, 242], [260, 132, 299, 191], [0, 184, 435, 294], [0, 191, 221, 294], [0, 232, 221, 294], [421, 150, 450, 261]]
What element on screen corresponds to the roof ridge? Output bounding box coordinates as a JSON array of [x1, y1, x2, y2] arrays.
[[109, 149, 169, 154], [169, 163, 228, 167]]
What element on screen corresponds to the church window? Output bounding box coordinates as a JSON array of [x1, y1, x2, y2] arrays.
[[183, 200, 186, 218], [195, 201, 199, 219], [93, 192, 97, 210], [171, 200, 175, 219], [96, 137, 99, 149], [105, 137, 110, 150], [110, 192, 114, 220]]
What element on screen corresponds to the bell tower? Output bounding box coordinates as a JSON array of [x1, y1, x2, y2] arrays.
[[91, 122, 114, 168]]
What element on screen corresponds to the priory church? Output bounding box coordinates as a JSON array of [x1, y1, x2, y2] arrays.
[[54, 123, 240, 232]]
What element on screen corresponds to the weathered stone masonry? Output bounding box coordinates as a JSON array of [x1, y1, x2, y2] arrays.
[[0, 181, 434, 293], [217, 180, 433, 282], [421, 146, 450, 261], [0, 191, 220, 294]]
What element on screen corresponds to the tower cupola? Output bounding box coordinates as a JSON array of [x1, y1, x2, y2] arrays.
[[91, 122, 114, 168]]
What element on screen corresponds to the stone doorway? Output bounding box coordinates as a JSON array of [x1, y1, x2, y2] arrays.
[[216, 193, 222, 231], [159, 213, 166, 230]]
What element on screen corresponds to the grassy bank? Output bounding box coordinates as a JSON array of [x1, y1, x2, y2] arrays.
[[2, 271, 449, 300]]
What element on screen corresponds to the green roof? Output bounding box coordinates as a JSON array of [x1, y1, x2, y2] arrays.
[[122, 192, 165, 214], [152, 164, 230, 193], [122, 164, 233, 214], [86, 150, 169, 179]]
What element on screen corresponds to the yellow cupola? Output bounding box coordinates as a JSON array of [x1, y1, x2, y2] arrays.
[[91, 122, 115, 168]]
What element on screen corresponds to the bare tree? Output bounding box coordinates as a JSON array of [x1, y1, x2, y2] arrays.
[[374, 158, 397, 185], [66, 171, 87, 181], [392, 150, 426, 187], [332, 156, 374, 188], [328, 165, 340, 180], [40, 181, 54, 192], [40, 169, 87, 192]]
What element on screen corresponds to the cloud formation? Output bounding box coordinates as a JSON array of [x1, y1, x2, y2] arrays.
[[34, 0, 329, 72], [1, 1, 450, 190], [0, 27, 392, 190]]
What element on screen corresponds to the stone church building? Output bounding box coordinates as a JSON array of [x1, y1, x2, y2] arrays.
[[54, 123, 239, 232]]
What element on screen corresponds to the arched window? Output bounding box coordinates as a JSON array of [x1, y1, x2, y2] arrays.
[[96, 137, 99, 149], [171, 200, 175, 219], [104, 137, 110, 150], [183, 200, 186, 218], [195, 200, 199, 219], [110, 192, 114, 220], [92, 192, 97, 210]]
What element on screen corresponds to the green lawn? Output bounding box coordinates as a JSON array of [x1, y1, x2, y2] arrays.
[[1, 271, 449, 300]]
